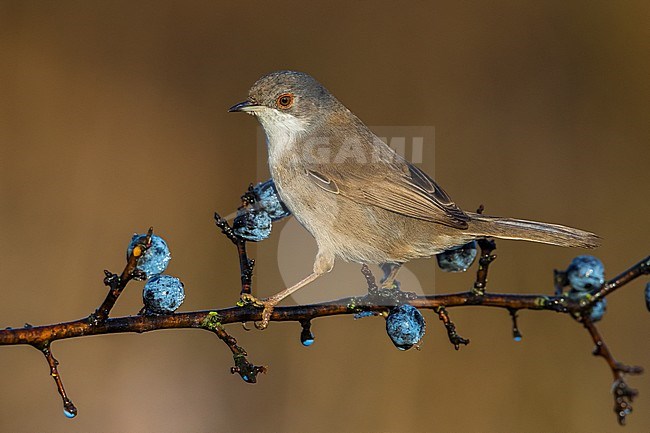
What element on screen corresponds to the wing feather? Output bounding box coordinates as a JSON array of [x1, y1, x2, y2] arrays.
[[306, 157, 468, 229]]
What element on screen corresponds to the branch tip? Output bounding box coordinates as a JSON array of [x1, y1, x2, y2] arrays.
[[35, 342, 77, 419]]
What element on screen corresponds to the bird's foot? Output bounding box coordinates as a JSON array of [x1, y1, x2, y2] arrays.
[[238, 294, 276, 330], [380, 280, 401, 291]]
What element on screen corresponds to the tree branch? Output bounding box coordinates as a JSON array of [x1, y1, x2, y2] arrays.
[[1, 259, 646, 343]]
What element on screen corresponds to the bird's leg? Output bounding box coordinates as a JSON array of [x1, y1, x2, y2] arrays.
[[252, 272, 321, 329], [241, 252, 334, 330], [380, 263, 403, 290]]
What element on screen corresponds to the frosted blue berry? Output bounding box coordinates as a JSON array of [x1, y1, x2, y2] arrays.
[[127, 234, 171, 278], [645, 282, 650, 312], [143, 274, 185, 315], [253, 179, 291, 221], [566, 255, 605, 292], [436, 241, 478, 272], [385, 304, 426, 350], [589, 298, 607, 322], [233, 208, 272, 242]]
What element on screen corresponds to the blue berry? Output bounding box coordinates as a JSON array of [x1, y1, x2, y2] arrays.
[[143, 275, 185, 314], [589, 298, 607, 322], [385, 304, 426, 350], [436, 241, 478, 272], [645, 282, 650, 312], [127, 234, 171, 278], [252, 179, 291, 221], [566, 255, 605, 292], [233, 208, 272, 242]]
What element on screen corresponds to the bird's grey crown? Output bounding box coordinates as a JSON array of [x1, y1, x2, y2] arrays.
[[248, 70, 340, 120]]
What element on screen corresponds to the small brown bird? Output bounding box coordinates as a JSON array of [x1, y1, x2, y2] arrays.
[[229, 70, 599, 328]]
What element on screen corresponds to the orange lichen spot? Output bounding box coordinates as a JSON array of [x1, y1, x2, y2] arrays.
[[133, 246, 143, 257]]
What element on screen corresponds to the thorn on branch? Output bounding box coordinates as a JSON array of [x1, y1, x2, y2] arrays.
[[434, 306, 469, 350], [35, 342, 77, 419], [614, 362, 644, 376], [508, 308, 523, 342]]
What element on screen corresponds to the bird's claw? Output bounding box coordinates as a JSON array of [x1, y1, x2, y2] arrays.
[[239, 293, 265, 308], [238, 294, 275, 330]]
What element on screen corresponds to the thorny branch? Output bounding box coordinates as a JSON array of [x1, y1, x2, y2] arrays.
[[582, 319, 643, 425], [0, 197, 648, 425]]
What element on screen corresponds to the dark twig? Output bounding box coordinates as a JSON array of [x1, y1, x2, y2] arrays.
[[508, 308, 523, 341], [582, 319, 643, 425], [201, 312, 266, 383], [214, 212, 255, 296], [434, 306, 470, 350], [472, 205, 496, 296], [472, 238, 497, 296], [36, 341, 77, 418], [360, 264, 379, 296]]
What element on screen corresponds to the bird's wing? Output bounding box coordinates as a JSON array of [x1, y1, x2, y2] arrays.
[[306, 155, 469, 229]]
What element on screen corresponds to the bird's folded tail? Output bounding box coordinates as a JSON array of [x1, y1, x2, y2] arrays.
[[466, 213, 600, 249]]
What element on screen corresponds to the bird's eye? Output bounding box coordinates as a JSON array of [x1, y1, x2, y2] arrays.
[[276, 93, 294, 109]]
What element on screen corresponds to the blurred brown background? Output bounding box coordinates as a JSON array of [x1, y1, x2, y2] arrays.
[[1, 1, 649, 432]]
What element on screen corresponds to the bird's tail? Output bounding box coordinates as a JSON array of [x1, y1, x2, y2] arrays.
[[466, 213, 600, 249]]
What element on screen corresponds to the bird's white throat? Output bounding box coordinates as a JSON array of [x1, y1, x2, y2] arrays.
[[253, 107, 309, 161]]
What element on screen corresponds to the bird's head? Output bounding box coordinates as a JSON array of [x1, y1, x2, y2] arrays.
[[229, 71, 339, 142]]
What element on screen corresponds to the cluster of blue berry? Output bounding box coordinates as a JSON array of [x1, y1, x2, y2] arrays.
[[127, 234, 184, 315], [232, 180, 291, 242]]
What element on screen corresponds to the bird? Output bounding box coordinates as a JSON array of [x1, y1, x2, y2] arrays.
[[229, 70, 599, 328]]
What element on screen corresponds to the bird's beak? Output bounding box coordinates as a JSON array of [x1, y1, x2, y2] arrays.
[[228, 100, 259, 113]]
